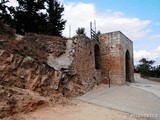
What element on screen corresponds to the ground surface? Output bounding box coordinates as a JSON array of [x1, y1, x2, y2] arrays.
[[0, 85, 50, 119], [3, 74, 159, 120], [77, 74, 160, 120], [6, 100, 148, 120]]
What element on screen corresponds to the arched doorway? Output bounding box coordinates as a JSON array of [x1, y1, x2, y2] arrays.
[[125, 50, 131, 82], [94, 44, 100, 69]]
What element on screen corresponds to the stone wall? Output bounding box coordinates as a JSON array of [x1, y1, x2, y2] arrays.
[[98, 37, 110, 84], [70, 35, 101, 93], [0, 31, 134, 98]]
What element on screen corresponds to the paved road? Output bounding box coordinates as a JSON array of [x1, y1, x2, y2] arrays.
[[77, 74, 160, 120], [131, 74, 160, 98]]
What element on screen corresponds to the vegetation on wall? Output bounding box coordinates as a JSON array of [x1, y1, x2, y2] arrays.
[[76, 27, 86, 35]]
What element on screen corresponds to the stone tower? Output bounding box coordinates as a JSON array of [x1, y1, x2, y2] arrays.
[[99, 31, 134, 85]]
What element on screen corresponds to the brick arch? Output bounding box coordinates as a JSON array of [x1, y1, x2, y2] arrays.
[[125, 50, 131, 82], [94, 44, 100, 69]]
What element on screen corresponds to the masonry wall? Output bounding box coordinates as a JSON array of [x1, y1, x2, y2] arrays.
[[70, 35, 101, 93], [98, 36, 110, 84]]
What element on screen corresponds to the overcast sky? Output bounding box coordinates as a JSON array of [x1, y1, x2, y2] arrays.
[[5, 0, 160, 65]]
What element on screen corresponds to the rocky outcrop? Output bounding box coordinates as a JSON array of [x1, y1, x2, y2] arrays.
[[0, 85, 48, 119], [0, 50, 56, 95], [0, 34, 77, 119], [0, 34, 81, 98]]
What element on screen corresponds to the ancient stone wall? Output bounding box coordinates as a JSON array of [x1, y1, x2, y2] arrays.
[[70, 35, 101, 93], [98, 37, 110, 84], [0, 31, 134, 99]]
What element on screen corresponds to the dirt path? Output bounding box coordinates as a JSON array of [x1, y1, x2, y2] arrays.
[[10, 100, 147, 120]]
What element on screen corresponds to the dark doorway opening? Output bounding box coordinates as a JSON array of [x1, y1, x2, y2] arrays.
[[125, 50, 131, 82], [94, 44, 100, 69]]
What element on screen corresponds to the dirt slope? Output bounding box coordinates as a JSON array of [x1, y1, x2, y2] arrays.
[[6, 100, 149, 120]]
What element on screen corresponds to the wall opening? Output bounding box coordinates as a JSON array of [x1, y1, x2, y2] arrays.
[[94, 44, 100, 69], [125, 50, 131, 82]]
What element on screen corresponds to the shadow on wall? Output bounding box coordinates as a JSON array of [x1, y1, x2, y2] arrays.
[[94, 44, 100, 70], [126, 50, 131, 82]]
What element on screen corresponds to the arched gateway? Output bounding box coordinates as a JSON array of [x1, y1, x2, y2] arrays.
[[99, 31, 134, 85]]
